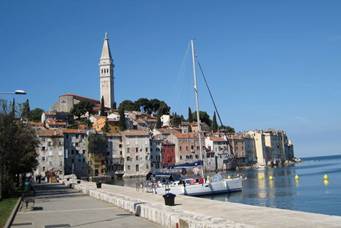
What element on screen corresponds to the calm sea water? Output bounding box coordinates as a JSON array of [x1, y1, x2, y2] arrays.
[[202, 155, 341, 216], [113, 155, 341, 216]]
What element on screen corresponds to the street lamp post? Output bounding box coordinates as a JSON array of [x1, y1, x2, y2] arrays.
[[0, 90, 27, 95]]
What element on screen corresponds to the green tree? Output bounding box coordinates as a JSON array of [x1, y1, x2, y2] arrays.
[[29, 108, 44, 122], [10, 98, 15, 118], [135, 98, 151, 113], [88, 133, 107, 155], [102, 120, 111, 133], [188, 107, 193, 123], [71, 101, 94, 119], [0, 100, 39, 198], [193, 111, 212, 126], [119, 108, 127, 131], [219, 125, 235, 133], [21, 99, 31, 120], [118, 100, 139, 112], [212, 112, 218, 131], [171, 112, 182, 127], [157, 101, 170, 115], [100, 96, 106, 116]]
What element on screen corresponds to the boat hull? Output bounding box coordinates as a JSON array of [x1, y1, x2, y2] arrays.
[[155, 177, 242, 196]]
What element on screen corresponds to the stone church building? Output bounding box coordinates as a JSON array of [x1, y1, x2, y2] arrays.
[[51, 33, 115, 112]]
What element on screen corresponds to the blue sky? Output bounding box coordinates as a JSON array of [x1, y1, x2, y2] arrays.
[[1, 1, 340, 157]]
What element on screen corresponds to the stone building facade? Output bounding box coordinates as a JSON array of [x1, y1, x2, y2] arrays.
[[122, 130, 151, 177], [35, 129, 64, 179], [63, 129, 89, 178]]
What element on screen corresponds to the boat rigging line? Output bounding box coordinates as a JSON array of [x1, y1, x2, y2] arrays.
[[196, 60, 235, 159]]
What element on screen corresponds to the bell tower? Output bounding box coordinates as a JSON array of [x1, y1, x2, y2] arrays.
[[99, 32, 115, 108]]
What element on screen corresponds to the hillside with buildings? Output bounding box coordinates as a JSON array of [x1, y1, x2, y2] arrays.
[[31, 33, 295, 181]]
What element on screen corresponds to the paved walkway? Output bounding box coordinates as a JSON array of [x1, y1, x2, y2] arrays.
[[11, 183, 160, 228]]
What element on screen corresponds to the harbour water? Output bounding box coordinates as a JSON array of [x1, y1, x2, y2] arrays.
[[113, 155, 341, 216], [202, 155, 341, 216]]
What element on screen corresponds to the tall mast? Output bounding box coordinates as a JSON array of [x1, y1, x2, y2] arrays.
[[191, 39, 204, 177]]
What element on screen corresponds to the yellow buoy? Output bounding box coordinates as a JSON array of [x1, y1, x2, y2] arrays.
[[323, 174, 329, 180], [323, 179, 329, 186], [269, 175, 273, 180], [295, 175, 300, 180]]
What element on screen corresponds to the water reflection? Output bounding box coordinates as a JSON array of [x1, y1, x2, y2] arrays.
[[105, 155, 341, 216]]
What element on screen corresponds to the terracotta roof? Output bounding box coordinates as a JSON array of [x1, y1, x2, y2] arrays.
[[62, 129, 86, 134], [209, 137, 226, 142], [122, 130, 149, 137], [158, 128, 180, 135], [37, 129, 63, 137], [106, 133, 122, 137], [174, 133, 197, 139], [29, 121, 44, 126], [46, 119, 67, 126]]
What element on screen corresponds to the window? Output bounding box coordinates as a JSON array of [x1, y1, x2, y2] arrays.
[[195, 155, 199, 159], [82, 150, 85, 154], [120, 151, 122, 155], [135, 155, 139, 161], [145, 147, 148, 152], [42, 157, 45, 161], [151, 155, 153, 160], [186, 146, 188, 151], [127, 165, 130, 170], [127, 148, 130, 153], [42, 147, 46, 151], [127, 156, 131, 161], [136, 147, 138, 152], [48, 141, 51, 146], [145, 155, 148, 160], [191, 145, 194, 150], [119, 144, 122, 148], [136, 164, 139, 172], [43, 166, 45, 171], [180, 155, 183, 160], [75, 143, 79, 147]]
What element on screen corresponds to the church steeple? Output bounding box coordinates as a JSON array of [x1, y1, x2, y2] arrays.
[[99, 32, 115, 109], [100, 32, 112, 62]]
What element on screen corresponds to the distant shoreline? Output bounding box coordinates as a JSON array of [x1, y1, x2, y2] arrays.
[[302, 154, 341, 161]]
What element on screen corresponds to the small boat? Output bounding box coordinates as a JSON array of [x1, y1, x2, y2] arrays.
[[155, 40, 242, 196], [155, 173, 242, 196]]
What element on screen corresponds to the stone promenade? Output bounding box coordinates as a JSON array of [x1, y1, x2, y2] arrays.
[[11, 183, 160, 228], [75, 181, 341, 228]]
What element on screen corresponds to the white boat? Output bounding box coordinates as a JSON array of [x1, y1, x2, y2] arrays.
[[155, 40, 242, 196], [155, 174, 242, 196]]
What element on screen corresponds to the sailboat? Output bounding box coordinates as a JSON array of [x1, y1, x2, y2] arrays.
[[155, 40, 243, 196]]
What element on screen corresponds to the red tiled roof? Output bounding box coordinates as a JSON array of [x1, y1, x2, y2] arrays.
[[62, 129, 86, 134], [122, 130, 149, 137], [209, 137, 226, 142], [174, 133, 196, 139], [37, 129, 63, 137]]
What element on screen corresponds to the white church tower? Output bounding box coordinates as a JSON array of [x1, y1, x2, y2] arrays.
[[99, 32, 115, 109]]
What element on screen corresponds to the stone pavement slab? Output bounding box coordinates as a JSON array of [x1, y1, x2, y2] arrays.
[[11, 183, 160, 228]]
